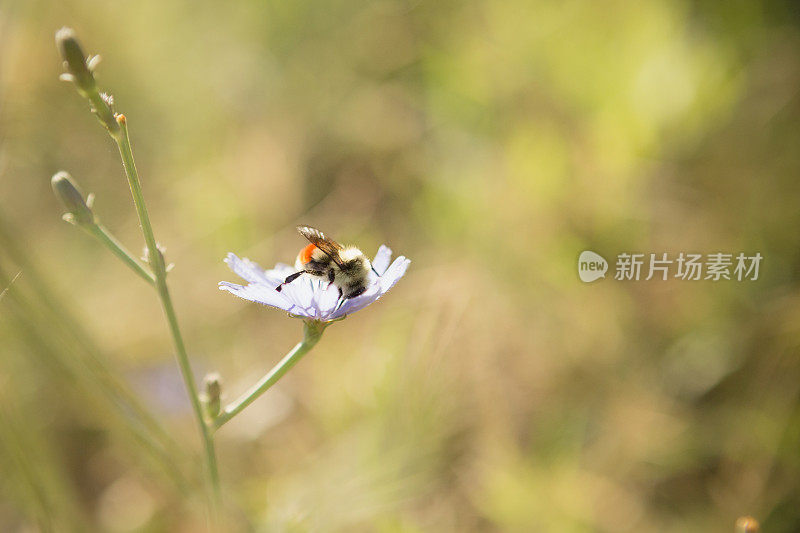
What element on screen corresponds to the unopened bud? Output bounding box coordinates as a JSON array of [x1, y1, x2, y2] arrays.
[[55, 28, 118, 133], [51, 171, 95, 226], [55, 27, 95, 95], [202, 373, 222, 419]]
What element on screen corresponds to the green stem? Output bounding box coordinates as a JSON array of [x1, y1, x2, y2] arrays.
[[214, 320, 327, 429], [84, 223, 155, 285], [86, 90, 118, 134], [111, 115, 221, 524]]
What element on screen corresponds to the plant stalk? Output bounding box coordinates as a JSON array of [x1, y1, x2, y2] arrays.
[[84, 223, 155, 285], [111, 115, 221, 524], [214, 320, 327, 429]]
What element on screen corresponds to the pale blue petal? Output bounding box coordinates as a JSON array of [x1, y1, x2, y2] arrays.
[[218, 281, 293, 311], [372, 245, 393, 275], [313, 281, 341, 319], [278, 275, 315, 313], [330, 257, 409, 318], [224, 253, 271, 284], [379, 256, 411, 293], [331, 289, 381, 318]]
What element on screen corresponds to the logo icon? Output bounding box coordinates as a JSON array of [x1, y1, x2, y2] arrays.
[[578, 251, 608, 282]]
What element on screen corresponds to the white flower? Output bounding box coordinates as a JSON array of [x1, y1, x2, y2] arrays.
[[219, 245, 410, 322]]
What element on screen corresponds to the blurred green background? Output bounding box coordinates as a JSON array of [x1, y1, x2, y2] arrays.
[[2, 0, 800, 531]]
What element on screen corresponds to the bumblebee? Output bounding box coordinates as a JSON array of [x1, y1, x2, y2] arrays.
[[276, 226, 375, 299]]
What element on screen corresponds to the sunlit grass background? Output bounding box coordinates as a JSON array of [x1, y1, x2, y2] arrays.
[[2, 0, 800, 531]]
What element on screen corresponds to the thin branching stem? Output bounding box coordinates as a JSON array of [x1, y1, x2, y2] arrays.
[[111, 115, 221, 524], [84, 223, 155, 285]]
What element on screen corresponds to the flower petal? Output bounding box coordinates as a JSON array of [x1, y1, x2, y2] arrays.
[[329, 257, 409, 319], [224, 253, 271, 284], [218, 281, 293, 311], [331, 290, 380, 318], [314, 282, 342, 320], [274, 277, 317, 318], [372, 245, 393, 275], [379, 256, 411, 293]]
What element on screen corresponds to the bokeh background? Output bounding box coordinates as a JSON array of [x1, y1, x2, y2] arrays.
[[2, 0, 800, 531]]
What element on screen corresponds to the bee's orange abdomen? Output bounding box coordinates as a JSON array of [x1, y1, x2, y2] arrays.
[[299, 243, 317, 264]]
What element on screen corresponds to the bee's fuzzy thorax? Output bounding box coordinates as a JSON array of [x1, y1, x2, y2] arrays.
[[339, 246, 367, 264]]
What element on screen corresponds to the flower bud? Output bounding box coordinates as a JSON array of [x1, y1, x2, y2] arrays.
[[55, 27, 95, 95], [55, 28, 119, 133], [202, 373, 222, 419], [51, 171, 95, 226]]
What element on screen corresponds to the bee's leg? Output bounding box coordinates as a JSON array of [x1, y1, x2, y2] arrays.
[[333, 289, 346, 312], [326, 268, 336, 289], [333, 287, 347, 311], [371, 266, 380, 277], [276, 271, 308, 292]]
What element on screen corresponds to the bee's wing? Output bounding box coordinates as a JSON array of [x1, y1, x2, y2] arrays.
[[296, 225, 345, 266]]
